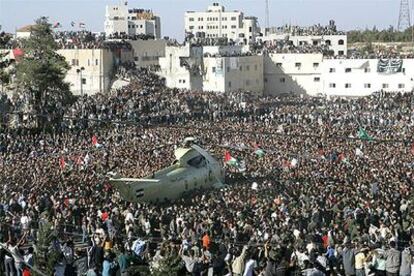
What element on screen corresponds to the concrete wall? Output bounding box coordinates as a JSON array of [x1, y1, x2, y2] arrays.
[[264, 53, 323, 96], [202, 55, 263, 95], [264, 53, 414, 97], [57, 49, 114, 95], [322, 58, 414, 96], [159, 45, 203, 90], [129, 39, 166, 68]]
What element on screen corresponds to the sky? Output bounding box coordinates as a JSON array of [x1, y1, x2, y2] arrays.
[[0, 0, 408, 41]]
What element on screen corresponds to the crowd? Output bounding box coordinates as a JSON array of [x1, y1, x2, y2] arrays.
[[266, 22, 345, 37], [0, 68, 414, 276]]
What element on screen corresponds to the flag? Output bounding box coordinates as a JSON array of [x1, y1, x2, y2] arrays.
[[355, 148, 363, 157], [79, 22, 86, 28], [252, 143, 265, 158], [224, 151, 238, 166], [255, 148, 265, 158], [53, 22, 61, 28], [291, 158, 298, 167], [92, 135, 98, 146], [71, 21, 75, 27], [84, 153, 91, 167], [358, 127, 373, 141], [59, 156, 66, 169]]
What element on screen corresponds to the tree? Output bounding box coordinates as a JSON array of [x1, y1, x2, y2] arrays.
[[15, 17, 73, 128]]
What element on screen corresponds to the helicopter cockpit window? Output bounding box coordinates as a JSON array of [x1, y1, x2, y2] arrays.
[[187, 155, 206, 168]]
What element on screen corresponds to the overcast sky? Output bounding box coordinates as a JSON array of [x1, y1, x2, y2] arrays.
[[0, 0, 409, 40]]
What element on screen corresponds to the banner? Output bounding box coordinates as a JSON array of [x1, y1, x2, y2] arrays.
[[377, 59, 403, 74]]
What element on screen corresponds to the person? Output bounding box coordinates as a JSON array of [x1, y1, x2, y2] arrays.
[[385, 241, 400, 276], [342, 242, 356, 276], [117, 247, 129, 276]]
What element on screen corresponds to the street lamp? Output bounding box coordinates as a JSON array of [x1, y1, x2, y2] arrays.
[[76, 66, 85, 96]]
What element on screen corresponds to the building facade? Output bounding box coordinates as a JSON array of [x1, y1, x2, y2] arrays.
[[104, 3, 161, 38], [129, 39, 166, 68], [57, 49, 115, 95], [264, 53, 414, 97], [184, 3, 260, 44], [159, 44, 263, 95]]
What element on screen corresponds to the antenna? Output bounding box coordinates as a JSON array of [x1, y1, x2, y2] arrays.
[[398, 0, 411, 31], [265, 0, 270, 35]]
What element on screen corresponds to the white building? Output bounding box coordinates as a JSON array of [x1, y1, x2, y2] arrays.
[[159, 44, 263, 95], [159, 44, 204, 90], [259, 33, 347, 56], [264, 53, 323, 96], [58, 49, 115, 95], [264, 53, 414, 97], [104, 3, 161, 38], [184, 3, 260, 44], [129, 39, 166, 68], [322, 58, 414, 97], [15, 25, 35, 39]]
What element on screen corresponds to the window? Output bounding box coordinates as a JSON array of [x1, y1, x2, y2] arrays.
[[88, 59, 90, 66], [255, 64, 258, 71], [345, 68, 352, 73], [345, 83, 352, 88], [382, 83, 389, 89], [329, 68, 336, 73], [189, 18, 194, 21], [338, 51, 344, 56], [338, 39, 344, 45], [95, 59, 98, 66], [364, 68, 371, 73], [264, 78, 268, 83], [246, 65, 250, 71], [212, 67, 216, 73], [239, 66, 242, 71], [231, 25, 237, 29], [398, 83, 405, 89], [313, 63, 319, 68], [329, 83, 336, 88], [325, 40, 331, 46], [280, 78, 286, 83], [182, 80, 186, 83], [364, 83, 371, 88], [246, 80, 250, 86], [249, 27, 252, 32], [189, 26, 194, 30], [228, 81, 232, 88], [187, 155, 206, 168], [276, 63, 282, 67], [295, 62, 301, 68], [231, 17, 237, 21], [402, 68, 406, 73], [82, 78, 86, 85], [314, 77, 320, 82], [313, 40, 318, 46], [227, 66, 230, 72]]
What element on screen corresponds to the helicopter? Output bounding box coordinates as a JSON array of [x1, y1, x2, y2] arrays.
[[109, 138, 225, 203]]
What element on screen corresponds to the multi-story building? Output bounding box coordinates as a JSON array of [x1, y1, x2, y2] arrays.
[[184, 3, 260, 44], [159, 44, 263, 95], [104, 2, 161, 38], [264, 53, 414, 97], [58, 49, 116, 95]]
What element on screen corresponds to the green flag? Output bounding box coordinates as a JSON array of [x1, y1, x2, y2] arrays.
[[358, 127, 373, 141], [255, 148, 265, 158]]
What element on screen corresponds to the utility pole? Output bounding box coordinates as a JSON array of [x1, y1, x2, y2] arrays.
[[265, 0, 270, 34], [398, 0, 411, 31]]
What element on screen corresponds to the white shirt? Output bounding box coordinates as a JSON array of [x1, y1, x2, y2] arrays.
[[243, 259, 257, 276]]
